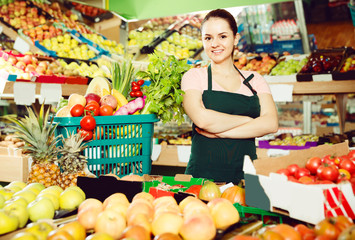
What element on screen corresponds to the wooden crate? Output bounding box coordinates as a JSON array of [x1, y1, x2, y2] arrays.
[[0, 147, 29, 182]]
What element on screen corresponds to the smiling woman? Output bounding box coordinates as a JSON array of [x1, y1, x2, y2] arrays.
[[181, 8, 279, 184]]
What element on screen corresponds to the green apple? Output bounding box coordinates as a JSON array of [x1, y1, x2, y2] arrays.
[[9, 232, 38, 240], [59, 188, 85, 211], [36, 193, 59, 211], [25, 221, 54, 240], [39, 185, 63, 198], [0, 188, 15, 201], [3, 201, 29, 228], [0, 208, 19, 234], [7, 181, 27, 190], [13, 190, 36, 204], [27, 197, 55, 222]]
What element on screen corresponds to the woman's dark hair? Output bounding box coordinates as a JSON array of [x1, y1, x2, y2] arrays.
[[201, 9, 238, 36]]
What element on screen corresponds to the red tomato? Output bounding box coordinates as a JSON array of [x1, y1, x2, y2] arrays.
[[322, 155, 338, 167], [80, 115, 96, 131], [317, 165, 339, 182], [78, 128, 93, 141], [137, 79, 145, 86], [294, 167, 311, 179], [185, 185, 203, 196], [347, 149, 355, 159], [337, 169, 351, 182], [84, 103, 100, 116], [299, 176, 315, 184], [339, 159, 355, 175], [286, 164, 300, 176], [134, 90, 143, 97], [132, 86, 140, 92], [349, 177, 355, 194], [129, 91, 136, 98], [294, 224, 316, 238], [287, 175, 299, 183], [276, 168, 291, 176], [131, 81, 138, 87], [306, 157, 322, 175], [87, 100, 100, 107], [333, 215, 353, 232], [99, 105, 113, 116], [70, 104, 84, 117]]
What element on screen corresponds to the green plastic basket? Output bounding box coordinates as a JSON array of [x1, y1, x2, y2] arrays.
[[233, 203, 283, 226], [53, 114, 159, 177]]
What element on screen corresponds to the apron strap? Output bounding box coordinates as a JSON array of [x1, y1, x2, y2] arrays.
[[234, 65, 258, 96], [208, 64, 257, 95], [207, 64, 212, 91]]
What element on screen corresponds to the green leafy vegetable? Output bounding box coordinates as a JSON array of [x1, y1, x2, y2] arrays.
[[111, 58, 136, 97], [137, 51, 191, 125]]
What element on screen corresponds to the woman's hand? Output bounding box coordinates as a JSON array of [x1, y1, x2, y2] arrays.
[[195, 127, 219, 138]]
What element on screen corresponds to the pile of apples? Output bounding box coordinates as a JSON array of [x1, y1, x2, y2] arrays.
[[0, 1, 47, 30], [71, 2, 108, 17], [276, 150, 355, 188], [74, 190, 239, 240], [300, 54, 343, 74], [0, 51, 51, 80], [22, 23, 63, 43], [0, 181, 85, 235], [236, 55, 277, 76]]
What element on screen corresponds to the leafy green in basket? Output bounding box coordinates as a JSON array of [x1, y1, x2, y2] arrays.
[[137, 51, 191, 125]]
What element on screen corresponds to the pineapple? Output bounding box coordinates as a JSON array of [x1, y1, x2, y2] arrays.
[[5, 104, 62, 187], [57, 130, 89, 189]]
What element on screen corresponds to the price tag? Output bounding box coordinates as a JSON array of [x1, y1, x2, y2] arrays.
[[39, 84, 62, 104], [13, 37, 30, 54], [312, 74, 333, 81], [269, 84, 294, 102], [13, 82, 36, 105]]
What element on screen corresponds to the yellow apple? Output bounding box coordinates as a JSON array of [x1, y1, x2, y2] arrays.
[[27, 197, 55, 222], [23, 183, 45, 195], [0, 208, 19, 235], [0, 193, 5, 208], [25, 221, 55, 240], [4, 201, 29, 228], [5, 196, 28, 208], [0, 188, 15, 201], [10, 231, 38, 240], [13, 190, 37, 204], [59, 188, 85, 211], [7, 181, 27, 190], [39, 185, 63, 198], [37, 192, 59, 210]]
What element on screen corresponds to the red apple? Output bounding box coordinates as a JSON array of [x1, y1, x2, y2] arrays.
[[16, 61, 26, 70], [7, 56, 17, 65], [22, 55, 32, 65], [85, 93, 101, 105], [38, 61, 48, 70], [35, 66, 46, 75], [25, 64, 36, 73]]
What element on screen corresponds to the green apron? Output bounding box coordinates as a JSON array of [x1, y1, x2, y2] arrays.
[[185, 65, 261, 184]]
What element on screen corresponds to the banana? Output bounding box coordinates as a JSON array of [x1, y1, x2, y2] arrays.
[[111, 89, 129, 110], [102, 88, 111, 97]]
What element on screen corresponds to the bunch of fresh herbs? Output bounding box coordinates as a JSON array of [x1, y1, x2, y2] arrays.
[[137, 51, 191, 125]]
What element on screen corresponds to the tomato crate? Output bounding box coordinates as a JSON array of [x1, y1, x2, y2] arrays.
[[53, 114, 159, 177]]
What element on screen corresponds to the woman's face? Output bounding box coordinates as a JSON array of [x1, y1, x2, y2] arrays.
[[201, 17, 237, 64]]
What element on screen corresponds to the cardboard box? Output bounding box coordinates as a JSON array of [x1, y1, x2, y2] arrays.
[[91, 17, 121, 42], [152, 144, 190, 167], [243, 141, 355, 224], [0, 147, 29, 182]]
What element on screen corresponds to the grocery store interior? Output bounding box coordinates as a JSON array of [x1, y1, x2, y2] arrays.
[[0, 0, 355, 239]]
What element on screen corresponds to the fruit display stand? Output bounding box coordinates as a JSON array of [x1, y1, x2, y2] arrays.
[[0, 147, 29, 182]]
